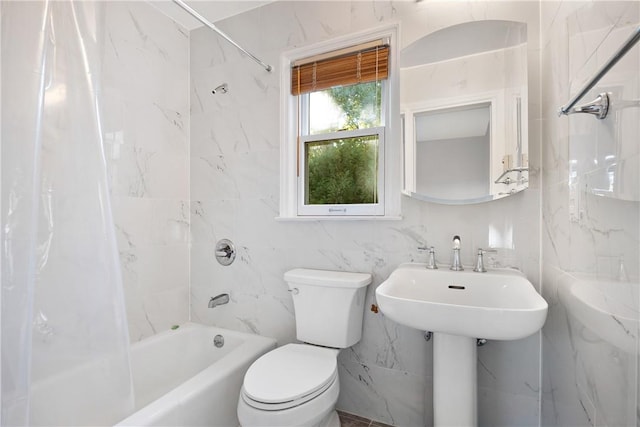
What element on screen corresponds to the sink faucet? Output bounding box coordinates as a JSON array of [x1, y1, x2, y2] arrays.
[[208, 293, 230, 308], [450, 235, 463, 271]]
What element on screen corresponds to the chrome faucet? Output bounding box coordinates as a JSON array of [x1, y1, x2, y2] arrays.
[[450, 235, 463, 271], [473, 248, 497, 272], [208, 293, 230, 308]]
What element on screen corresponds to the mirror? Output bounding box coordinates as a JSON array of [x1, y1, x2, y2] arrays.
[[401, 20, 529, 204]]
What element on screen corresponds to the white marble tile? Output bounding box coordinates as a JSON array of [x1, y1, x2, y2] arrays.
[[148, 199, 190, 245], [141, 285, 190, 334], [259, 1, 352, 51], [337, 356, 428, 427], [350, 1, 400, 35], [190, 199, 237, 246], [189, 108, 270, 158], [101, 1, 191, 341], [353, 306, 433, 378], [541, 1, 639, 426], [105, 134, 188, 197], [191, 151, 278, 202], [105, 2, 189, 68], [123, 280, 156, 343], [112, 197, 152, 249], [477, 333, 542, 399], [113, 198, 189, 247], [136, 245, 189, 293], [478, 386, 541, 427], [190, 247, 297, 344], [542, 182, 572, 272]]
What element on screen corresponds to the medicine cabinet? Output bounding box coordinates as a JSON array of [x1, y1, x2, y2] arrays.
[[401, 20, 529, 204]]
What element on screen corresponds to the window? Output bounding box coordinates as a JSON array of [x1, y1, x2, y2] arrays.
[[279, 27, 400, 219]]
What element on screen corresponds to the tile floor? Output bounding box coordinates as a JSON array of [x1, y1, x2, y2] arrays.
[[337, 410, 394, 427]]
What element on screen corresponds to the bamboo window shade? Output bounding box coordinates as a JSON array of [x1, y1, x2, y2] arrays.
[[291, 42, 389, 95]]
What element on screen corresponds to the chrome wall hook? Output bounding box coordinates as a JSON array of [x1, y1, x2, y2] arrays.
[[212, 83, 228, 94]]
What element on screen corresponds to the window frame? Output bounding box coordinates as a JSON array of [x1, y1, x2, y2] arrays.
[[279, 24, 401, 220], [298, 125, 386, 216]]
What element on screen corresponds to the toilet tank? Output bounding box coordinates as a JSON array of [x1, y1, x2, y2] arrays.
[[284, 268, 372, 348]]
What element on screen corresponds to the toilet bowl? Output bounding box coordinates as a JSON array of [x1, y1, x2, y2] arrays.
[[237, 344, 341, 427], [237, 269, 371, 427]]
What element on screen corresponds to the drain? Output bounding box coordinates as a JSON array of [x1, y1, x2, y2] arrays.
[[213, 334, 224, 348]]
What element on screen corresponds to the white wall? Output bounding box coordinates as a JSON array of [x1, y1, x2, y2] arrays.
[[540, 2, 639, 426], [189, 2, 542, 425], [102, 2, 191, 341]]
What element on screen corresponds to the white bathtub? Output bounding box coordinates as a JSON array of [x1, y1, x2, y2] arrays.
[[116, 322, 276, 426]]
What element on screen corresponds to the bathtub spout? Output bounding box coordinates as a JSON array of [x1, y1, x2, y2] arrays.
[[209, 293, 230, 308]]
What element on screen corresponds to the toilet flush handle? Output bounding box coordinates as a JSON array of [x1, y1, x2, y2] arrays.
[[288, 288, 299, 295]]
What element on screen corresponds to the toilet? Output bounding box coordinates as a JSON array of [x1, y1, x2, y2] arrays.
[[237, 268, 372, 427]]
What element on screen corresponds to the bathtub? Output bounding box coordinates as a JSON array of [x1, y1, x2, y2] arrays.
[[29, 323, 274, 426], [116, 322, 276, 426]]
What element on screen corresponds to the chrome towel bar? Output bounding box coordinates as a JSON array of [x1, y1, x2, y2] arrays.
[[559, 25, 640, 119]]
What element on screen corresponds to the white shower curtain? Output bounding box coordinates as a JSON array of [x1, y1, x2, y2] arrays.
[[1, 1, 134, 425]]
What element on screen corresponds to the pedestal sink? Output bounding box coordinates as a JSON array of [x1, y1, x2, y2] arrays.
[[375, 263, 548, 426], [558, 273, 638, 354]]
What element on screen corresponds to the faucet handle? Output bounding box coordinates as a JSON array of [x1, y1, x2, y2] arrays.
[[426, 246, 438, 269], [473, 248, 497, 272], [477, 248, 498, 255], [473, 250, 486, 273]]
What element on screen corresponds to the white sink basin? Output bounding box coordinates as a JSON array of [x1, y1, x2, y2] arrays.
[[376, 263, 548, 340], [559, 273, 638, 354]]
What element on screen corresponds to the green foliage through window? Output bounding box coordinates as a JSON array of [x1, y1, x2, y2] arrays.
[[326, 81, 382, 130], [305, 135, 379, 205]]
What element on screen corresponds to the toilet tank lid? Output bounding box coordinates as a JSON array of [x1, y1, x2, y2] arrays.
[[284, 269, 372, 288]]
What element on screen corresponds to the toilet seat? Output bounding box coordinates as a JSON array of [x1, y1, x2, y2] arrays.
[[241, 344, 338, 411]]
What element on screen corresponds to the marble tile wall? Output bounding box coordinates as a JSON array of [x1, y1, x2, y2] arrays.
[[189, 2, 543, 425], [540, 2, 639, 426], [102, 2, 190, 341]]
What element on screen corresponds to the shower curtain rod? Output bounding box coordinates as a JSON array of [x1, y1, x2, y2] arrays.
[[559, 25, 640, 118], [172, 0, 272, 72]]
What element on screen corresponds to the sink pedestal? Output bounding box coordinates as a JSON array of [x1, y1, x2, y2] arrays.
[[433, 333, 477, 426], [375, 263, 548, 426]]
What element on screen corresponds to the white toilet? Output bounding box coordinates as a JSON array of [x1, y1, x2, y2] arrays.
[[237, 268, 372, 427]]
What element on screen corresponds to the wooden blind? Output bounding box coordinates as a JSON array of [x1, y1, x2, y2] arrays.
[[291, 44, 389, 95]]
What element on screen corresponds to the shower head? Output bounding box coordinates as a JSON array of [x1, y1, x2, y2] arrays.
[[212, 83, 228, 94]]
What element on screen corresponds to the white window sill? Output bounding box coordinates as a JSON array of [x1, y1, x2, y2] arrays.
[[275, 215, 403, 222]]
